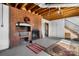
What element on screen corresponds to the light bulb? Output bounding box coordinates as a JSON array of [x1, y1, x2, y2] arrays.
[[57, 7, 61, 15]]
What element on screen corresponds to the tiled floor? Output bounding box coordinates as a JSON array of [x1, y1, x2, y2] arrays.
[[0, 37, 79, 56], [33, 37, 62, 48], [0, 37, 61, 56]]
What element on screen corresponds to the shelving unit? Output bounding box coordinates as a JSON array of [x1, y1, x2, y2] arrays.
[[16, 22, 31, 42]]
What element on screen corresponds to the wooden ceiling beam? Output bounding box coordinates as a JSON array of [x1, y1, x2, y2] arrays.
[[34, 8, 41, 12], [31, 6, 40, 12], [8, 3, 16, 7], [40, 8, 57, 15], [37, 8, 48, 14], [28, 4, 37, 10], [15, 3, 19, 7], [35, 8, 45, 13], [25, 3, 34, 10], [20, 3, 28, 10], [16, 3, 24, 9]]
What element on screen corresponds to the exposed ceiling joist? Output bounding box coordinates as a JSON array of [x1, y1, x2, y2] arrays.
[[34, 8, 41, 12], [25, 3, 34, 10], [17, 3, 24, 9], [28, 4, 37, 10], [35, 8, 47, 14], [3, 3, 79, 21], [9, 3, 16, 7], [31, 6, 40, 12], [40, 8, 57, 15], [20, 3, 28, 10], [15, 3, 19, 7], [37, 8, 48, 14]]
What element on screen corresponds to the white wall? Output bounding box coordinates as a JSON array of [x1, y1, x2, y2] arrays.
[[66, 16, 79, 25], [41, 18, 65, 38], [48, 16, 79, 38], [41, 16, 79, 38], [49, 19, 65, 38], [0, 4, 9, 50]]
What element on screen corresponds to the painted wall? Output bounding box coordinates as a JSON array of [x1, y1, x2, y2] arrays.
[[49, 19, 65, 38], [48, 16, 79, 38], [0, 4, 9, 50], [66, 16, 79, 25], [41, 18, 65, 38]]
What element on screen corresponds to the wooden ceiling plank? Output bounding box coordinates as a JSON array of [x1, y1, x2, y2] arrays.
[[46, 7, 78, 17], [41, 7, 73, 16], [49, 11, 78, 20], [45, 7, 79, 20], [62, 9, 78, 17]]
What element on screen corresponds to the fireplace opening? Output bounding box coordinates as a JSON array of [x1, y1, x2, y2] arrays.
[[32, 29, 40, 40]]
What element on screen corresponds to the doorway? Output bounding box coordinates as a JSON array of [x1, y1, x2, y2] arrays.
[[45, 23, 49, 37]]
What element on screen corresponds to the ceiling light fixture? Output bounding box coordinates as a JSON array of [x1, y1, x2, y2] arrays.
[[57, 6, 61, 15], [47, 7, 50, 16]]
